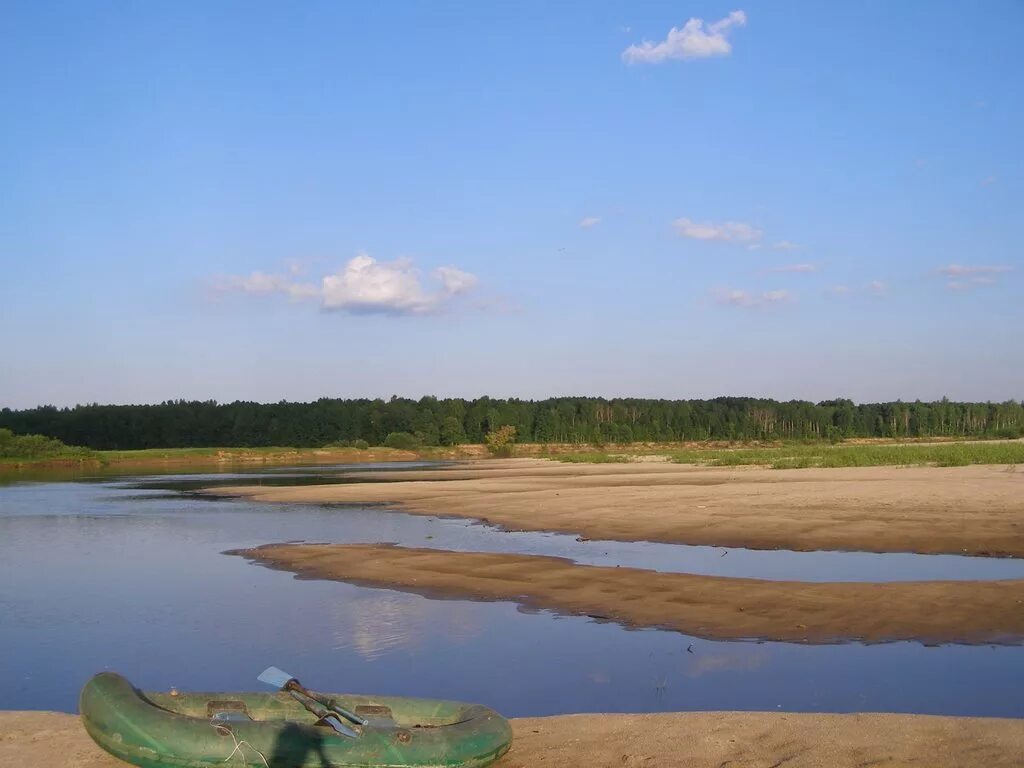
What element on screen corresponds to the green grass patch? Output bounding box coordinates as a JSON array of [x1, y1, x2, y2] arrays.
[[555, 440, 1024, 469]]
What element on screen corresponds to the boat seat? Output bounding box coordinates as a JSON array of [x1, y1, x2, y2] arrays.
[[207, 700, 253, 722]]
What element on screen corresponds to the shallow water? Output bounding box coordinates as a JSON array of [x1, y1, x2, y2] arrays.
[[1, 467, 1023, 718]]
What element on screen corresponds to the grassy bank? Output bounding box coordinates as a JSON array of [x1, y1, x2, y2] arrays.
[[5, 435, 1023, 473], [556, 439, 1024, 469], [0, 428, 97, 466]]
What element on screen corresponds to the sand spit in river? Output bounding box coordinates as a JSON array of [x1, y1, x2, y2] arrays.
[[204, 460, 1024, 557], [3, 711, 1023, 768], [231, 543, 1024, 645]]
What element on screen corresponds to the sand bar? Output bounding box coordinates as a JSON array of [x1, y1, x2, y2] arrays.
[[4, 710, 1023, 768], [204, 460, 1024, 557], [229, 543, 1024, 644]]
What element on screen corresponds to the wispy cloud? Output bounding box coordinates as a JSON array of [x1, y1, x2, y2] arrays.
[[980, 175, 997, 187], [578, 216, 601, 229], [947, 277, 996, 292], [216, 253, 478, 315], [937, 264, 1012, 277], [768, 263, 817, 273], [715, 288, 791, 308], [827, 284, 850, 295], [622, 10, 747, 64], [772, 240, 801, 251], [937, 264, 1012, 292], [674, 217, 762, 244], [868, 280, 887, 296]]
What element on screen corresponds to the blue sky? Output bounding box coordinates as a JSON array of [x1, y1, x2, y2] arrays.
[[1, 1, 1021, 408]]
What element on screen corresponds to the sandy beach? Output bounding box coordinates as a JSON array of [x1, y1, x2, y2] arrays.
[[4, 710, 1023, 768], [231, 542, 1024, 644], [205, 459, 1024, 557]]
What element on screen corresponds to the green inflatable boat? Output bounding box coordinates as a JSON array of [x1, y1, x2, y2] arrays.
[[80, 672, 512, 768]]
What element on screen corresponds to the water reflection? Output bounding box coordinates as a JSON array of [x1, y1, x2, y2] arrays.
[[331, 591, 485, 662], [1, 474, 1023, 718]]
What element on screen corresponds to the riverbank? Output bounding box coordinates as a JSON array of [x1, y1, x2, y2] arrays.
[[0, 445, 427, 473], [205, 459, 1024, 557], [231, 543, 1024, 644], [3, 710, 1022, 767]]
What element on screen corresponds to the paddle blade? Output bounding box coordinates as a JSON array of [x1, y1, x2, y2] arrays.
[[322, 714, 360, 739], [257, 666, 294, 689]]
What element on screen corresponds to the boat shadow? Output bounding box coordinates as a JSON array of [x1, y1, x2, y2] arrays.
[[268, 722, 332, 767]]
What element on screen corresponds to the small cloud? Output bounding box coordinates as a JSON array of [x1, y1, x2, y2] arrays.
[[578, 216, 601, 229], [868, 280, 887, 295], [947, 277, 996, 292], [714, 288, 792, 308], [772, 240, 801, 251], [216, 253, 479, 315], [937, 264, 1011, 292], [674, 217, 762, 244], [973, 99, 988, 109], [827, 284, 850, 295], [937, 264, 1012, 277], [622, 10, 747, 64], [768, 263, 817, 273], [980, 175, 997, 187], [914, 158, 928, 168]]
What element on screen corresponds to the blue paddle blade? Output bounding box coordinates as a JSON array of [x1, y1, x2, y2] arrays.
[[257, 666, 294, 689]]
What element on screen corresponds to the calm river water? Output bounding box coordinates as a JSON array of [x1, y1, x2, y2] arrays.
[[1, 463, 1022, 718]]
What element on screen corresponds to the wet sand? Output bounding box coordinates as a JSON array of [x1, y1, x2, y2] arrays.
[[230, 543, 1024, 644], [4, 710, 1023, 768], [205, 460, 1024, 557]]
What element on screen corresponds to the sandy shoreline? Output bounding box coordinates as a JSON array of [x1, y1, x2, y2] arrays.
[[204, 459, 1024, 557], [231, 543, 1024, 644], [4, 710, 1023, 767]]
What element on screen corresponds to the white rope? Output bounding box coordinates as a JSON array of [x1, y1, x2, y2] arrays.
[[212, 722, 270, 768]]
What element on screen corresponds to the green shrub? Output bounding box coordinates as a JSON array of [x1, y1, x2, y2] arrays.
[[383, 432, 421, 450], [485, 425, 517, 457], [0, 428, 93, 460]]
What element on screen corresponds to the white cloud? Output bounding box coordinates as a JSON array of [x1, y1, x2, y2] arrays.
[[868, 280, 887, 295], [434, 265, 479, 296], [772, 240, 801, 251], [937, 264, 1012, 276], [827, 284, 850, 295], [937, 265, 1011, 292], [768, 263, 817, 273], [947, 277, 996, 292], [578, 216, 601, 229], [980, 175, 997, 187], [623, 10, 747, 64], [218, 253, 478, 315], [715, 288, 791, 308], [674, 217, 762, 243]]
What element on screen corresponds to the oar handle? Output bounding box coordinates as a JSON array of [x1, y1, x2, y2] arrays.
[[287, 689, 359, 738], [286, 680, 367, 726]]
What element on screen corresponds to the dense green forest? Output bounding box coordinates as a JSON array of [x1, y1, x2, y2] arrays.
[[1, 397, 1022, 450]]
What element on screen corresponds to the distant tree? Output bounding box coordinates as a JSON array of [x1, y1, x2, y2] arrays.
[[439, 416, 466, 446], [485, 425, 517, 457]]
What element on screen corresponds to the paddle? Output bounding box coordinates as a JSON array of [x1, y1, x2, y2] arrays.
[[258, 666, 367, 738]]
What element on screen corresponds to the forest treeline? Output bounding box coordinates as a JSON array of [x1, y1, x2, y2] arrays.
[[1, 396, 1022, 451]]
